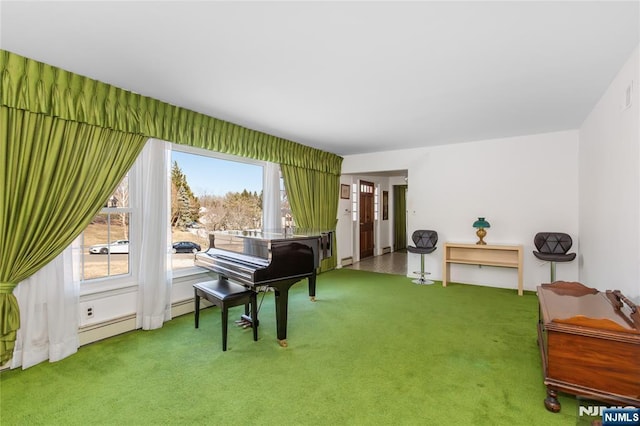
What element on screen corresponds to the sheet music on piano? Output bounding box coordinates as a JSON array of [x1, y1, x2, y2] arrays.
[[195, 229, 332, 347]]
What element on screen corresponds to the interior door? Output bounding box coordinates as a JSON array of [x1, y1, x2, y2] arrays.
[[359, 180, 375, 259]]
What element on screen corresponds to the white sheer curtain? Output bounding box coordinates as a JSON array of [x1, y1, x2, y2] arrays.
[[263, 161, 282, 230], [10, 239, 81, 369], [136, 138, 172, 330]]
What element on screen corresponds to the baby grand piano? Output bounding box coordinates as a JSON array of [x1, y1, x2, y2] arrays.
[[194, 229, 332, 347]]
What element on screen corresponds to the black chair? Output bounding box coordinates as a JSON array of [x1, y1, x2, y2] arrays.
[[407, 230, 438, 285], [533, 232, 576, 282]]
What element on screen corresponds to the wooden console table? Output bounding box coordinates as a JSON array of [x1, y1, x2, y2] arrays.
[[442, 243, 523, 295]]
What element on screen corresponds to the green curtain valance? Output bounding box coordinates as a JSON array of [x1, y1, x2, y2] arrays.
[[0, 50, 342, 175]]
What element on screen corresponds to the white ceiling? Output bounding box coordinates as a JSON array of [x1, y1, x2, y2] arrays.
[[1, 1, 638, 156]]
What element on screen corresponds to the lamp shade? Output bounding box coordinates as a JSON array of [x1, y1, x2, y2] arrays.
[[473, 217, 490, 228]]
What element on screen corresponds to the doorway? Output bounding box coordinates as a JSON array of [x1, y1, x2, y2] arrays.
[[359, 180, 375, 259]]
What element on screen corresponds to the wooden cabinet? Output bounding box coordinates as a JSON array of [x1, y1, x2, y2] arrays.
[[442, 243, 523, 295], [537, 281, 640, 412]]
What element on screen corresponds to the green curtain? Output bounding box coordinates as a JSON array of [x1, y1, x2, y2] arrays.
[[393, 185, 408, 250], [280, 165, 340, 272], [0, 106, 146, 364], [0, 50, 342, 175]]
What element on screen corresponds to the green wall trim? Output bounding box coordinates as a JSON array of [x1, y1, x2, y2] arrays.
[[0, 50, 342, 175]]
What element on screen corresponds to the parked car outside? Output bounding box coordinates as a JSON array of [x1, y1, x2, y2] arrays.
[[172, 241, 201, 254], [89, 240, 129, 254]]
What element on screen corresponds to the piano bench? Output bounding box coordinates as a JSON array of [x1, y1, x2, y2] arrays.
[[193, 279, 258, 351]]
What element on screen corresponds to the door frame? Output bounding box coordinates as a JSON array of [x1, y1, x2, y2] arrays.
[[359, 180, 375, 259]]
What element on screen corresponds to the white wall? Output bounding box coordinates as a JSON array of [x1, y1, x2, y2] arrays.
[[342, 130, 580, 293], [579, 46, 640, 300], [78, 272, 212, 329]]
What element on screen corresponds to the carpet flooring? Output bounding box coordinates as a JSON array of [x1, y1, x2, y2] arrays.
[[0, 269, 580, 425]]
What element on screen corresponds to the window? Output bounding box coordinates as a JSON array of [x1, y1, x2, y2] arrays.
[[352, 183, 358, 221], [81, 173, 134, 281], [79, 143, 285, 282], [170, 147, 264, 271], [374, 185, 379, 221]]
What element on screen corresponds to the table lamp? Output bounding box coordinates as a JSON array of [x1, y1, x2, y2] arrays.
[[473, 217, 490, 245]]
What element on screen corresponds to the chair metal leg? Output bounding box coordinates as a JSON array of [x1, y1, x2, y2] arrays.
[[550, 261, 556, 282], [412, 254, 434, 285]]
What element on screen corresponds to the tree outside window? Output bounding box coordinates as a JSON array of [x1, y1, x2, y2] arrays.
[[170, 151, 264, 270]]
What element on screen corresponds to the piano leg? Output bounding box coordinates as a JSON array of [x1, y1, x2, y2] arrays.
[[273, 287, 289, 347], [308, 273, 317, 302], [270, 276, 312, 347]]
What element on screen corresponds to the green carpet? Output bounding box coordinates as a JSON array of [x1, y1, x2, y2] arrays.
[[0, 269, 579, 425]]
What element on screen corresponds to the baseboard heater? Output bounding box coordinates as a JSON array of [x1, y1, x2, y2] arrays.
[[341, 256, 353, 267], [78, 298, 204, 346], [172, 297, 197, 317], [78, 314, 137, 346], [382, 246, 392, 254]]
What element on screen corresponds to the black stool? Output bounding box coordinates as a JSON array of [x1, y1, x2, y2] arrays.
[[194, 278, 258, 351], [533, 232, 576, 282], [407, 230, 438, 285]]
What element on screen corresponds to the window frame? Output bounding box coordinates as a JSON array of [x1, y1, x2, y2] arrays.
[[80, 161, 141, 296], [169, 144, 273, 278], [79, 143, 283, 288]]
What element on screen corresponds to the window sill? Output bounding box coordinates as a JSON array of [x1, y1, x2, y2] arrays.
[[80, 277, 138, 300], [172, 266, 209, 279], [80, 266, 211, 300]]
